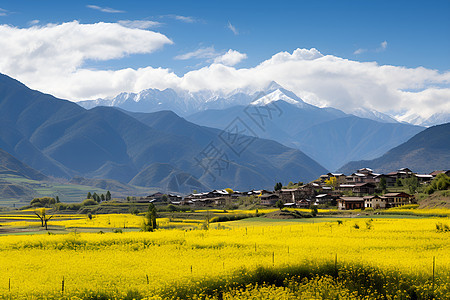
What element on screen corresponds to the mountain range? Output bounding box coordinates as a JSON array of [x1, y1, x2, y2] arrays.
[[79, 84, 425, 171], [339, 122, 450, 174], [78, 81, 449, 127], [185, 93, 424, 171], [0, 73, 327, 194]]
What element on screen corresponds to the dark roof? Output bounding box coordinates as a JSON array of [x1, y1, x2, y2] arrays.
[[383, 192, 412, 197], [339, 197, 364, 201]]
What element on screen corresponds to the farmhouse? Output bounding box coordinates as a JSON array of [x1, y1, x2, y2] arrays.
[[279, 188, 300, 203], [364, 195, 386, 209], [383, 192, 414, 208], [260, 194, 279, 206], [337, 197, 365, 210]]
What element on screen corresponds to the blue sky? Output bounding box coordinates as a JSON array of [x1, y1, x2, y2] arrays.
[[1, 0, 449, 74], [0, 0, 449, 122]]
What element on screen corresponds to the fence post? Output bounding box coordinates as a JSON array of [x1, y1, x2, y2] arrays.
[[432, 256, 435, 295], [335, 254, 338, 278], [61, 276, 65, 294]]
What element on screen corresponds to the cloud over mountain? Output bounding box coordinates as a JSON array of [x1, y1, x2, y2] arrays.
[[0, 21, 448, 120]]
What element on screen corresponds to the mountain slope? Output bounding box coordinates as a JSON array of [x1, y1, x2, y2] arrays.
[[0, 74, 327, 193], [124, 109, 328, 191], [186, 99, 424, 171], [294, 116, 424, 171], [0, 148, 48, 180], [339, 123, 450, 173]]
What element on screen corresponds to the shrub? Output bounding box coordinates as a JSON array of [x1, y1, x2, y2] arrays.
[[129, 207, 140, 215], [167, 204, 177, 212], [82, 199, 98, 206], [30, 197, 56, 207], [436, 223, 449, 233]]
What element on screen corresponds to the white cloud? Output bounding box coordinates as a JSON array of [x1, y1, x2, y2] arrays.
[[377, 40, 388, 52], [174, 47, 218, 60], [86, 5, 124, 13], [214, 49, 247, 66], [227, 21, 238, 35], [164, 15, 196, 23], [0, 8, 8, 16], [0, 21, 448, 122], [355, 41, 388, 54], [0, 21, 173, 98], [118, 20, 161, 29], [28, 20, 40, 26]]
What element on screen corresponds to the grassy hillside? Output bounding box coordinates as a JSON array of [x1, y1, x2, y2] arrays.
[[0, 174, 157, 207]]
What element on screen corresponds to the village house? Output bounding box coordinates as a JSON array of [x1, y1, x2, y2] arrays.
[[296, 198, 311, 208], [429, 170, 450, 177], [337, 197, 365, 210], [279, 188, 300, 203], [352, 182, 377, 195], [414, 174, 433, 184], [387, 168, 414, 180], [337, 182, 376, 196], [374, 174, 396, 186], [364, 195, 386, 209], [320, 172, 346, 183], [383, 192, 414, 208], [259, 194, 279, 206], [314, 193, 335, 205], [346, 168, 380, 184]]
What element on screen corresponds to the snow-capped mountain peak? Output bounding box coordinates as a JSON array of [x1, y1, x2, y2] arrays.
[[250, 88, 308, 108], [349, 107, 398, 123]]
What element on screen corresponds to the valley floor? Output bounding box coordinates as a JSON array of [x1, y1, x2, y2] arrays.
[[0, 208, 449, 299]]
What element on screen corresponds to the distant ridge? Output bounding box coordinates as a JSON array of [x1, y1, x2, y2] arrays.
[[338, 123, 450, 173], [0, 148, 48, 181], [0, 73, 327, 193]]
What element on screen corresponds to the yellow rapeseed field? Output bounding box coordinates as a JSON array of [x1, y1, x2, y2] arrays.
[[0, 215, 449, 299]]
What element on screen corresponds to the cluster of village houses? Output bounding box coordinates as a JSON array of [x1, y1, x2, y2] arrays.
[[140, 168, 449, 210]]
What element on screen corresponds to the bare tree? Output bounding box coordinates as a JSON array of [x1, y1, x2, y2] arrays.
[[34, 208, 54, 230]]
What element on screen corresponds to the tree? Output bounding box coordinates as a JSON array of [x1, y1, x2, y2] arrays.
[[378, 177, 387, 192], [325, 177, 339, 190], [92, 193, 100, 203], [30, 197, 56, 207], [101, 194, 105, 202], [106, 191, 111, 201], [161, 194, 168, 203], [287, 181, 294, 188], [143, 203, 157, 231], [274, 182, 282, 191], [396, 178, 403, 187], [403, 176, 419, 194], [167, 204, 177, 212], [276, 200, 284, 210], [311, 206, 318, 217], [87, 192, 92, 199], [56, 196, 60, 203], [34, 208, 53, 230], [225, 188, 234, 194]]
